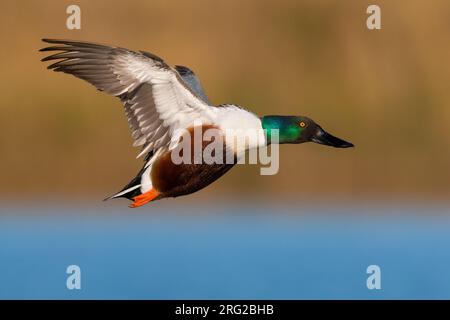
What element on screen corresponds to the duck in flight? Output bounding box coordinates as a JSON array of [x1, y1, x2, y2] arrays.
[[40, 39, 354, 208]]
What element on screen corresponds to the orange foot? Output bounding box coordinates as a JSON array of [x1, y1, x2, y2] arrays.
[[129, 189, 160, 208]]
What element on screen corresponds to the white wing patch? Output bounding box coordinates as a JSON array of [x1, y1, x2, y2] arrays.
[[214, 105, 266, 154]]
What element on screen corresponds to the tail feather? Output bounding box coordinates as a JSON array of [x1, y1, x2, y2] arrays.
[[103, 165, 147, 201], [103, 184, 141, 201], [103, 151, 155, 202]]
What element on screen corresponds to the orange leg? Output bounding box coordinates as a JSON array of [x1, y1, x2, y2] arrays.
[[129, 189, 160, 208]]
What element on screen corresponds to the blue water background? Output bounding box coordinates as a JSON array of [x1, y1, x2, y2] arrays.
[[0, 204, 449, 299]]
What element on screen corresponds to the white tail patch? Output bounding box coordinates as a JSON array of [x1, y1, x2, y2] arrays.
[[108, 184, 141, 199], [140, 165, 153, 193]]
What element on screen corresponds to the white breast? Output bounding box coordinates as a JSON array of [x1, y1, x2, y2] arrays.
[[212, 104, 267, 155]]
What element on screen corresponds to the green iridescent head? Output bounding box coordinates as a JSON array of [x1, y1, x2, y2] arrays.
[[261, 115, 354, 148]]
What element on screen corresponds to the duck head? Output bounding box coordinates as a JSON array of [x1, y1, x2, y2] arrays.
[[261, 115, 354, 148]]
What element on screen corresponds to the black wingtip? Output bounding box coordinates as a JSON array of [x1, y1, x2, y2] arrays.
[[39, 46, 54, 52], [41, 38, 69, 44], [41, 38, 62, 45], [39, 39, 64, 53], [39, 39, 51, 52]]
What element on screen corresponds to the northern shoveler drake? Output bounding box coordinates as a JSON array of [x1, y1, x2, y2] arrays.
[[40, 39, 354, 208]]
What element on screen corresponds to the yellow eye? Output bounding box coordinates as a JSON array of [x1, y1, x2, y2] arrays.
[[299, 121, 306, 128]]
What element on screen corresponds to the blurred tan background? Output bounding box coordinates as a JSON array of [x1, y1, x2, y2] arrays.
[[1, 0, 449, 203]]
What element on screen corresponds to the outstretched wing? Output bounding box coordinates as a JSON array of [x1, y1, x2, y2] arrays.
[[40, 39, 215, 158]]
